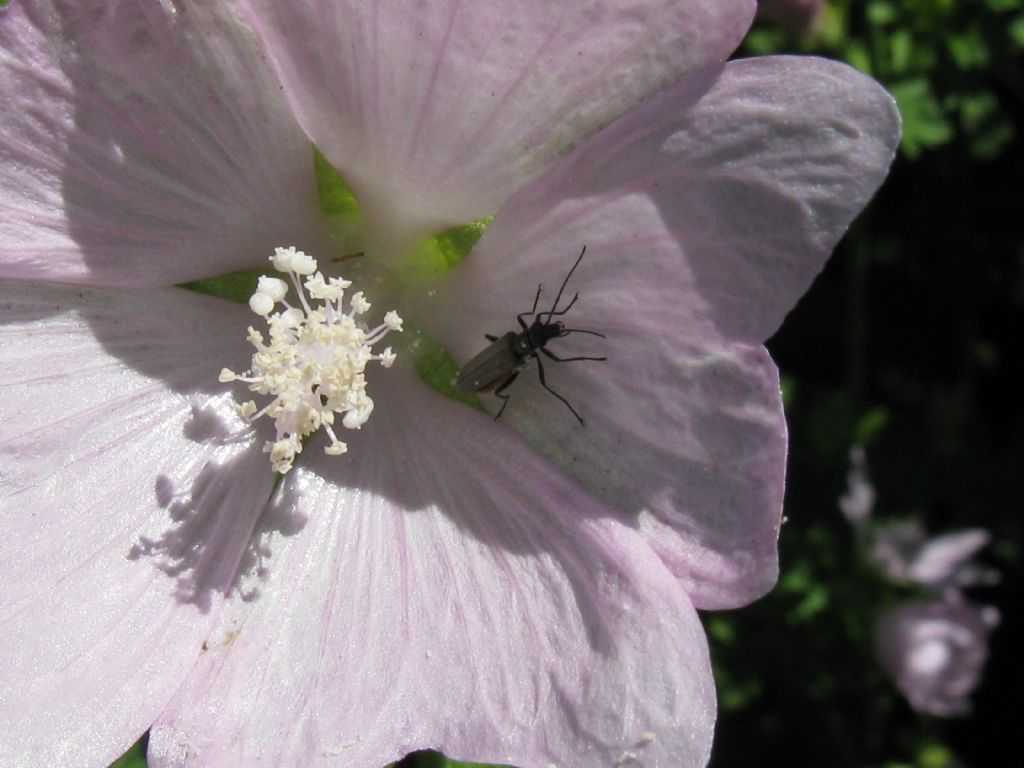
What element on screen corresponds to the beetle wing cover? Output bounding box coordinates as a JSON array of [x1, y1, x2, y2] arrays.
[[456, 332, 519, 393]]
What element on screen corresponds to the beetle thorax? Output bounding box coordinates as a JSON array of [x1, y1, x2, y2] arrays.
[[527, 319, 564, 349]]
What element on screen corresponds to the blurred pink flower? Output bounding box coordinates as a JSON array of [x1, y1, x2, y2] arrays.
[[838, 443, 876, 528], [0, 1, 899, 766], [876, 601, 998, 717], [838, 447, 1000, 719], [870, 522, 998, 597]]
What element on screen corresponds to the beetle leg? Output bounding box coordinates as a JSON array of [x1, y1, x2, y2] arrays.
[[484, 333, 498, 342], [540, 348, 606, 363], [492, 371, 519, 420], [535, 356, 584, 425]]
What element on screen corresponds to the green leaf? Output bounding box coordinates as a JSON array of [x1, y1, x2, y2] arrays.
[[404, 326, 485, 412], [720, 680, 765, 711], [791, 584, 830, 621], [844, 40, 874, 76], [742, 27, 787, 56], [406, 215, 494, 283], [953, 91, 1016, 159], [888, 29, 914, 74], [780, 374, 797, 409], [946, 26, 990, 70], [819, 5, 849, 49], [108, 736, 148, 768], [984, 0, 1023, 12], [313, 145, 364, 252], [394, 753, 513, 768], [917, 743, 955, 768], [867, 1, 898, 26], [1008, 13, 1024, 47], [708, 616, 737, 645], [855, 407, 890, 444], [889, 78, 955, 157], [179, 269, 264, 304], [313, 145, 360, 220]]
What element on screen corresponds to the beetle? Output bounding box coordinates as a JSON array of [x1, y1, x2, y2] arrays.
[[455, 246, 606, 424]]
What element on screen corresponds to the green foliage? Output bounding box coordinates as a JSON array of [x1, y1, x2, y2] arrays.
[[716, 4, 1023, 752], [405, 325, 486, 412], [109, 736, 147, 768], [179, 269, 263, 304], [406, 215, 494, 283], [747, 0, 1024, 159], [717, 9, 1024, 756], [311, 144, 494, 276], [389, 752, 512, 768], [400, 217, 496, 412], [313, 145, 365, 253], [889, 79, 955, 159]]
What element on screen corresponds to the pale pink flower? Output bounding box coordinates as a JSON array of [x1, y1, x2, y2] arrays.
[[876, 601, 998, 717], [0, 1, 899, 766]]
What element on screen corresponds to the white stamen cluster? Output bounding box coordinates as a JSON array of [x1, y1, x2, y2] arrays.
[[219, 247, 403, 474]]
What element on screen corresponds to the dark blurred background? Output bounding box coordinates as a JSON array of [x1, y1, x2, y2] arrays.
[[711, 2, 1023, 766]]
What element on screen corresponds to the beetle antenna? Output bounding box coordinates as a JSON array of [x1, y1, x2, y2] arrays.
[[543, 245, 587, 319], [561, 328, 606, 338], [545, 293, 579, 317]]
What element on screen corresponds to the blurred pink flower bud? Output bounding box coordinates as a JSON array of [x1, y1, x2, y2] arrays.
[[838, 443, 875, 528], [876, 601, 998, 717]]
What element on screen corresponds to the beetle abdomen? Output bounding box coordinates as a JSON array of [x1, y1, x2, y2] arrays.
[[455, 332, 521, 393]]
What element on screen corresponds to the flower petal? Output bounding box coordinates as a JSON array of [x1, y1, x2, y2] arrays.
[[0, 282, 275, 766], [906, 529, 991, 587], [443, 55, 900, 342], [239, 0, 756, 252], [149, 369, 715, 768], [0, 0, 331, 287], [425, 56, 899, 608]]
